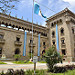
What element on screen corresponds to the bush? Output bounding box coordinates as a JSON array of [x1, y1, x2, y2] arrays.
[[3, 69, 25, 75], [44, 47, 62, 72], [53, 66, 67, 73], [35, 69, 46, 75], [14, 54, 20, 61], [53, 64, 75, 73], [25, 70, 33, 75]]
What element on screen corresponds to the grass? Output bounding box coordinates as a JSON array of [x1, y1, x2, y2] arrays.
[[0, 68, 75, 75], [13, 60, 46, 64], [47, 69, 75, 75], [13, 60, 33, 64], [0, 61, 7, 64], [38, 60, 46, 63], [25, 69, 75, 75]]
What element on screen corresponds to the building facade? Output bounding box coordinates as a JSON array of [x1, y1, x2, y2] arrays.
[[46, 8, 75, 62], [0, 12, 49, 60], [0, 8, 75, 61]]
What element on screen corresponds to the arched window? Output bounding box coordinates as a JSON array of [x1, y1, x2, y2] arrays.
[[51, 23, 54, 27], [0, 48, 2, 54], [15, 48, 20, 54], [72, 28, 74, 34], [52, 31, 55, 38], [60, 28, 64, 35], [0, 34, 3, 39], [52, 40, 55, 45], [61, 38, 65, 44]]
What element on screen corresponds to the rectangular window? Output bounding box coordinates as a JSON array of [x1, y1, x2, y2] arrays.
[[43, 42, 45, 45], [74, 49, 75, 57], [0, 48, 2, 54], [16, 37, 20, 41], [61, 39, 65, 44], [0, 35, 3, 39], [52, 40, 55, 45], [62, 49, 66, 55], [30, 39, 33, 44]]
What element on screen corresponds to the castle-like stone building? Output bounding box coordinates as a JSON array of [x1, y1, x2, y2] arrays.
[[0, 8, 75, 61]]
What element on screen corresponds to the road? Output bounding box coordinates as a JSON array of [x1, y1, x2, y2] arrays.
[[0, 63, 47, 73]]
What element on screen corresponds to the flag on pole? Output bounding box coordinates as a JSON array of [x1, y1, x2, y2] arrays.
[[23, 31, 27, 56], [34, 2, 47, 19], [56, 24, 59, 52]]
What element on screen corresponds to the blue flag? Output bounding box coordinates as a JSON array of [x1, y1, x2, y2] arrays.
[[23, 31, 27, 56], [34, 2, 47, 19], [56, 24, 59, 52], [38, 34, 40, 56]]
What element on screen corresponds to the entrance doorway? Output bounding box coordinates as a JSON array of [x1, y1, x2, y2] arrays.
[[15, 48, 20, 54]]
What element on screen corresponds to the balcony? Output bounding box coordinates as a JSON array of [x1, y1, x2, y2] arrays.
[[52, 44, 56, 48], [14, 41, 22, 46], [29, 43, 36, 47], [52, 36, 55, 38], [61, 33, 64, 36], [0, 39, 5, 44], [61, 43, 66, 49]]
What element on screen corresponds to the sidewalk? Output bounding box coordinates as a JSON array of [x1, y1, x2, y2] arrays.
[[4, 61, 14, 64], [0, 62, 47, 73]]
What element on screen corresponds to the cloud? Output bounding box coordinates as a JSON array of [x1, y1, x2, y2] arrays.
[[44, 0, 70, 18], [12, 0, 75, 27], [18, 0, 43, 10], [62, 0, 75, 12], [63, 0, 75, 6]]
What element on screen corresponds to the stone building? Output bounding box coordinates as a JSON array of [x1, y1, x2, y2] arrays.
[[0, 8, 75, 61], [46, 8, 75, 62], [0, 12, 49, 60]]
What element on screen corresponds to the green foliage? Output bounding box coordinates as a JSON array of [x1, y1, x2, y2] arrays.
[[25, 69, 46, 75], [0, 71, 5, 75], [13, 60, 33, 64], [14, 54, 20, 61], [25, 70, 33, 75], [1, 69, 75, 75], [0, 61, 7, 64], [44, 47, 61, 72], [35, 69, 46, 75], [38, 60, 46, 63], [28, 53, 33, 59]]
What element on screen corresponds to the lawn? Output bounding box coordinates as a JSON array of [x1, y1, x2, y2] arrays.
[[13, 60, 33, 64], [13, 60, 46, 64], [38, 60, 46, 63], [25, 69, 75, 75], [0, 61, 7, 64], [48, 69, 75, 75]]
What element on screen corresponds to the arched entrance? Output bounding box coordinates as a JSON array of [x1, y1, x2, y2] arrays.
[[15, 48, 20, 54]]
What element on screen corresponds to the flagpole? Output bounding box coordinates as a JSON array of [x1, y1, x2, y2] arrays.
[[31, 0, 34, 60]]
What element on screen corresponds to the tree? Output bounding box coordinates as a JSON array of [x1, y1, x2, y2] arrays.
[[0, 0, 19, 14], [44, 46, 61, 72]]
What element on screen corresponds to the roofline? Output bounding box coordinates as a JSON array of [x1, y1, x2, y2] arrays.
[[0, 12, 47, 29], [46, 8, 75, 22]]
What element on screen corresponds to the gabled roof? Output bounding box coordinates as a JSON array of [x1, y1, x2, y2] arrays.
[[46, 8, 75, 22]]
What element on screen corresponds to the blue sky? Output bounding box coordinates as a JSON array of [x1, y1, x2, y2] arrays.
[[6, 0, 75, 26]]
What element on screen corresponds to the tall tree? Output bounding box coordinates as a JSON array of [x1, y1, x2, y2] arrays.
[[0, 0, 19, 14]]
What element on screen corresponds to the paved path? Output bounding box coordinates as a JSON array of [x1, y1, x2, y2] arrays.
[[0, 62, 75, 73], [4, 61, 14, 64], [0, 63, 47, 73]]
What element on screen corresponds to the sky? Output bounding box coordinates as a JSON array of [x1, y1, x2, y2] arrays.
[[5, 0, 75, 26]]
